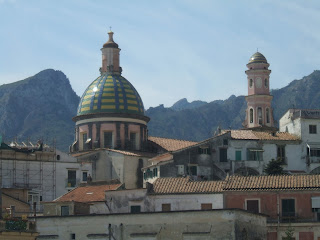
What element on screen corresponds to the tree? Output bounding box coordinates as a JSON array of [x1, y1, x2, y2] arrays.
[[264, 158, 284, 175]]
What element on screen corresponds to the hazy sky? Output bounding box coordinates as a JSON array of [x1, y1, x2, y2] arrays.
[[1, 0, 320, 108]]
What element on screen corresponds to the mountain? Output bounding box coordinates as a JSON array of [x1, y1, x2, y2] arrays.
[[0, 69, 79, 151], [1, 69, 320, 151], [171, 98, 207, 111], [146, 70, 320, 141]]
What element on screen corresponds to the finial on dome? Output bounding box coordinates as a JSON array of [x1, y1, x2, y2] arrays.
[[103, 28, 118, 48]]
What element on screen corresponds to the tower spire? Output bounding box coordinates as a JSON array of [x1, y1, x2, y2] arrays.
[[101, 29, 121, 74]]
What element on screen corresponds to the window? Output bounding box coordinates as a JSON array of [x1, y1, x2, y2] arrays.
[[220, 148, 228, 162], [130, 132, 138, 150], [198, 147, 211, 154], [236, 150, 242, 161], [130, 205, 141, 213], [309, 149, 320, 157], [67, 170, 77, 187], [82, 133, 87, 144], [57, 155, 60, 160], [250, 109, 254, 123], [104, 132, 113, 148], [82, 172, 88, 182], [70, 233, 75, 240], [247, 149, 263, 161], [187, 165, 197, 176], [201, 203, 212, 210], [246, 200, 259, 214], [258, 107, 262, 125], [223, 139, 228, 145], [250, 79, 253, 88], [309, 125, 317, 134], [162, 204, 171, 211], [153, 168, 158, 177], [61, 206, 69, 216], [277, 146, 286, 163], [282, 199, 295, 219], [265, 79, 268, 88], [266, 108, 270, 123]]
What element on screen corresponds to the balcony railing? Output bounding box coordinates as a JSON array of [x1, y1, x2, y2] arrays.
[[65, 178, 80, 188]]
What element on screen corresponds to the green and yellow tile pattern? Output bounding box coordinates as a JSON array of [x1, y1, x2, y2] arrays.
[[77, 73, 145, 116]]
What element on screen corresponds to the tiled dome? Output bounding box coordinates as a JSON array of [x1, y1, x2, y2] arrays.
[[248, 52, 268, 64], [77, 73, 145, 116]]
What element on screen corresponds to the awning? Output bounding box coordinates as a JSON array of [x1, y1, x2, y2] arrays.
[[312, 197, 320, 208], [85, 138, 92, 144]]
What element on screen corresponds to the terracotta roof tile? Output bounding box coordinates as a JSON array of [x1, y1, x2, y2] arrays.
[[222, 130, 300, 141], [224, 175, 320, 191], [152, 177, 224, 194], [148, 137, 197, 152], [107, 149, 156, 157], [55, 183, 122, 203]]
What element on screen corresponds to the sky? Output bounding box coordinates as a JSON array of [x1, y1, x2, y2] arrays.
[[1, 0, 320, 109]]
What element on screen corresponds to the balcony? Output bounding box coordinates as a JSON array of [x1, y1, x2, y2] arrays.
[[65, 178, 80, 188]]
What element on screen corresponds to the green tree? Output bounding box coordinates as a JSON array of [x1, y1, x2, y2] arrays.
[[264, 158, 284, 175]]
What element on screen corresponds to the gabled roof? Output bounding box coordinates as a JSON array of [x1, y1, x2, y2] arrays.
[[148, 136, 198, 152], [222, 130, 299, 141], [55, 183, 122, 203], [224, 174, 320, 191], [151, 177, 224, 194]]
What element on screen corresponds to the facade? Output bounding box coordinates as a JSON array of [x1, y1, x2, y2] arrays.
[[224, 175, 320, 240], [0, 141, 92, 214], [43, 177, 223, 216], [34, 209, 266, 240], [243, 52, 275, 129], [280, 108, 320, 173], [143, 130, 301, 185]]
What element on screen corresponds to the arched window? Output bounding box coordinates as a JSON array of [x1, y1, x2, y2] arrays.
[[266, 108, 270, 123], [250, 108, 253, 123], [250, 79, 253, 88], [258, 107, 262, 125], [265, 79, 268, 88]]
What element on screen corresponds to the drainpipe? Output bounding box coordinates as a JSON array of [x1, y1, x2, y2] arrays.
[[277, 192, 280, 236]]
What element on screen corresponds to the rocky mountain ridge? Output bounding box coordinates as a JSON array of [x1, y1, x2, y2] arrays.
[[1, 69, 320, 151]]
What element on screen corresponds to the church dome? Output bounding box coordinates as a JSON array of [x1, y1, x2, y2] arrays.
[[77, 73, 145, 116], [248, 52, 268, 64]]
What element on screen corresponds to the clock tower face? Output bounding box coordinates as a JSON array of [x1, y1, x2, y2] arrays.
[[256, 77, 262, 88]]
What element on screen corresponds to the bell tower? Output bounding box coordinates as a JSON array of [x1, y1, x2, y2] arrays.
[[243, 52, 275, 129]]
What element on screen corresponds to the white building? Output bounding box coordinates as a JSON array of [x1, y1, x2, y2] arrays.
[[0, 141, 92, 213], [280, 108, 320, 173]]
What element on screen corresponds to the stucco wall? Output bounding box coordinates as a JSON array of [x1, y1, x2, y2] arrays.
[[33, 209, 266, 240]]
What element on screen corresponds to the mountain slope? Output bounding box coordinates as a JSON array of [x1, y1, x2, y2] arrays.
[[0, 69, 79, 151], [1, 69, 319, 151], [146, 70, 320, 141]]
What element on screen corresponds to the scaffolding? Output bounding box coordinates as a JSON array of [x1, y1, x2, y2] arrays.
[[0, 142, 57, 210]]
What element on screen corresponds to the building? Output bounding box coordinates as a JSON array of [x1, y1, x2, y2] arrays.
[[67, 31, 197, 189], [0, 140, 92, 214], [43, 180, 123, 216], [224, 174, 320, 240], [143, 129, 301, 185], [280, 108, 320, 173], [243, 52, 275, 130], [33, 209, 266, 240]]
